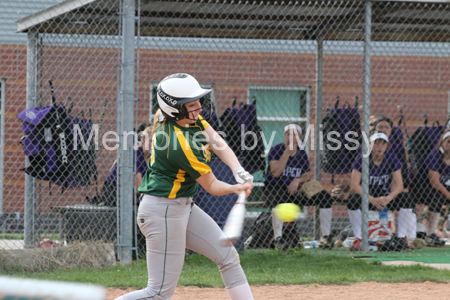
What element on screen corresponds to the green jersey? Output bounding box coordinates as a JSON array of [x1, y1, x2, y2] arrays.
[[138, 115, 212, 198]]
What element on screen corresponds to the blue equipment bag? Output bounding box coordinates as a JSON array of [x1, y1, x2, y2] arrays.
[[409, 122, 446, 199], [322, 97, 362, 175], [17, 106, 97, 190], [17, 81, 100, 192]]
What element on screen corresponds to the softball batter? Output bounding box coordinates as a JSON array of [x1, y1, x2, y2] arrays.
[[115, 73, 254, 300]]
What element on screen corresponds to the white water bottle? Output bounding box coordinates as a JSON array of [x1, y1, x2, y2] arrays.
[[303, 241, 312, 249]]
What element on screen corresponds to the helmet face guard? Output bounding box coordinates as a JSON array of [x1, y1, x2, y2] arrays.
[[157, 73, 211, 121], [175, 97, 206, 121]]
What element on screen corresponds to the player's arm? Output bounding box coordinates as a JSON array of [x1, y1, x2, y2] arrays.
[[136, 173, 143, 193], [269, 150, 291, 178], [135, 147, 148, 194], [173, 126, 251, 194], [196, 172, 252, 198], [204, 125, 241, 172], [203, 125, 253, 185], [430, 170, 450, 200], [386, 169, 403, 202], [287, 172, 310, 195], [296, 172, 310, 186], [350, 169, 362, 195]]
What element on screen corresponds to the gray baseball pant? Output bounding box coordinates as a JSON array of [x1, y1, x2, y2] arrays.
[[120, 194, 248, 300]]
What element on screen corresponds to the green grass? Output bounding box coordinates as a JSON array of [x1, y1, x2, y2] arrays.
[[6, 248, 450, 289], [0, 233, 25, 240], [0, 233, 61, 240]]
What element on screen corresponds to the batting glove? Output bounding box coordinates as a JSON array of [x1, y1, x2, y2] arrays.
[[234, 167, 253, 185]]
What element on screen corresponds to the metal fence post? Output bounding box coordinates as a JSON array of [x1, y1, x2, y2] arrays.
[[0, 78, 5, 216], [314, 36, 324, 240], [119, 0, 136, 265], [24, 28, 38, 249], [361, 1, 372, 252]]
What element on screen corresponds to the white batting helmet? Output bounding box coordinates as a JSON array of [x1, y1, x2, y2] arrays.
[[157, 73, 211, 121]]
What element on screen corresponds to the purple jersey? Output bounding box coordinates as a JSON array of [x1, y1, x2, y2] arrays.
[[386, 143, 406, 167], [387, 127, 406, 166], [425, 149, 450, 188], [352, 151, 401, 197], [265, 143, 310, 186], [105, 147, 148, 185]]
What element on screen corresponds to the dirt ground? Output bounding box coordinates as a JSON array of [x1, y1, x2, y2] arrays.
[[107, 281, 450, 300]]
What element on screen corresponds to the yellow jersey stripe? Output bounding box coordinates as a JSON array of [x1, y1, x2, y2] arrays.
[[173, 126, 212, 176], [150, 134, 156, 166], [167, 124, 171, 159], [198, 115, 210, 130], [168, 169, 186, 198]]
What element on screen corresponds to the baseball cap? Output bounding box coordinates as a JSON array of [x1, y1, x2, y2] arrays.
[[284, 124, 302, 135], [369, 131, 390, 143]]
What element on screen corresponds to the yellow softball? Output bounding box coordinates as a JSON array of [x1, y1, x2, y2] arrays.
[[274, 203, 301, 222]]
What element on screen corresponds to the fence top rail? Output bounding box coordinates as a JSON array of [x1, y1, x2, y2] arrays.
[[16, 0, 450, 42]]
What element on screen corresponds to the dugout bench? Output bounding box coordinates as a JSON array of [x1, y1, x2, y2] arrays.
[[51, 204, 116, 244]]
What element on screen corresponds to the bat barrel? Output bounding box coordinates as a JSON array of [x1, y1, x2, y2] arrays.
[[221, 191, 247, 245]]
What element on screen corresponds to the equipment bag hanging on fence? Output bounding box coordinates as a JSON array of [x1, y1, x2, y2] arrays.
[[17, 80, 100, 192], [322, 96, 361, 175], [217, 100, 241, 156], [216, 97, 265, 174], [409, 120, 447, 177], [389, 125, 408, 184], [235, 99, 265, 174], [409, 119, 447, 196]]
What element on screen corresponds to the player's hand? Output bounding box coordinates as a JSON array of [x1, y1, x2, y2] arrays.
[[370, 197, 385, 210], [284, 142, 295, 156], [234, 183, 253, 198], [287, 178, 301, 195], [379, 196, 390, 206], [233, 167, 253, 185]]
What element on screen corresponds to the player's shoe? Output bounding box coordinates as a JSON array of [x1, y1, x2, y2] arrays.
[[318, 235, 334, 249], [425, 234, 446, 247], [349, 237, 362, 251], [274, 237, 289, 251], [399, 237, 414, 250], [416, 231, 427, 240], [378, 236, 409, 251], [334, 226, 350, 248]]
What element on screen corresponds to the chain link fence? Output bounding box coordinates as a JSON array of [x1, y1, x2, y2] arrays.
[[1, 0, 450, 272]]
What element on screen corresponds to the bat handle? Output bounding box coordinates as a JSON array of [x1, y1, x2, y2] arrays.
[[236, 190, 247, 204]]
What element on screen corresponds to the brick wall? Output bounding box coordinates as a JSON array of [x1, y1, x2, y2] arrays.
[[1, 45, 449, 214]]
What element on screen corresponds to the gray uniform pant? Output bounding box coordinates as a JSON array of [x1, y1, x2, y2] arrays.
[[121, 194, 248, 300]]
